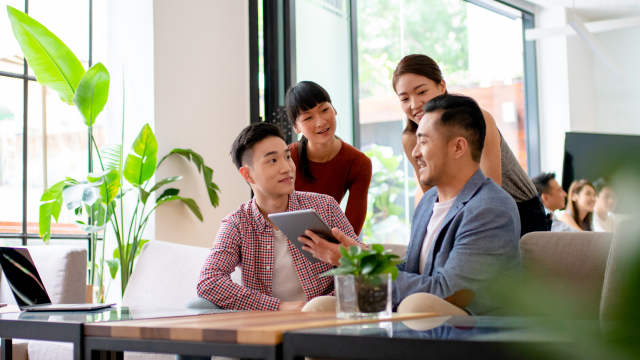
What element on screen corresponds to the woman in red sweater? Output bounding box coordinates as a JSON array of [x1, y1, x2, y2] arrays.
[[284, 81, 372, 235]]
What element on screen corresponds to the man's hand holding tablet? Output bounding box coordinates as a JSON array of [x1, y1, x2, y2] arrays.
[[298, 228, 361, 266]]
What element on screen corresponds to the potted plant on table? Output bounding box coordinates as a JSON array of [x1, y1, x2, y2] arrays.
[[322, 245, 404, 318], [7, 6, 220, 302]]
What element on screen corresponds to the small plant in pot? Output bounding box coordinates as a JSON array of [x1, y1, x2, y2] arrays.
[[322, 245, 404, 317]]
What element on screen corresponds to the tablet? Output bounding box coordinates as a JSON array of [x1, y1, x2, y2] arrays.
[[268, 209, 339, 264]]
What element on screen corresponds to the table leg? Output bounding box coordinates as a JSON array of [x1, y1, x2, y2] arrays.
[[74, 339, 84, 360], [1, 339, 12, 360]]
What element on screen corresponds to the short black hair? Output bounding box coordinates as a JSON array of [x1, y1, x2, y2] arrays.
[[531, 172, 556, 195], [593, 177, 611, 195], [422, 94, 486, 163], [230, 122, 286, 170]]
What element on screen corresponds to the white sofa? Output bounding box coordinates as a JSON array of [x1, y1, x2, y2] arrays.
[[0, 245, 87, 360]]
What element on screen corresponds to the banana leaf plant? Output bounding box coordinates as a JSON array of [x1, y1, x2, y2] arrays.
[[7, 6, 220, 299]]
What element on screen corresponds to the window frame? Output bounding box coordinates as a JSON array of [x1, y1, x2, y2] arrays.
[[0, 0, 95, 249]]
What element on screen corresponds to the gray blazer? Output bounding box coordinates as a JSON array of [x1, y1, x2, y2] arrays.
[[393, 169, 521, 315]]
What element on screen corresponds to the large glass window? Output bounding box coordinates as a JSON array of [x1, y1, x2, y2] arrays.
[[295, 0, 354, 144], [0, 0, 98, 246], [358, 0, 529, 244]]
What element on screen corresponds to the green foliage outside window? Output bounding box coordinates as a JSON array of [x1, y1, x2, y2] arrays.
[[362, 145, 416, 244], [357, 0, 469, 99]]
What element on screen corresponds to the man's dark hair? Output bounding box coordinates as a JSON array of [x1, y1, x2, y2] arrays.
[[531, 172, 556, 196], [230, 122, 286, 170], [422, 94, 486, 163]]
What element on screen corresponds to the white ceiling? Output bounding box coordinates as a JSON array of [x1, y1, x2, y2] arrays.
[[526, 0, 640, 20]]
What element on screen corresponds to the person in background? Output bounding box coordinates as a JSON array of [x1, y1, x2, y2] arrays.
[[531, 172, 577, 232], [285, 81, 372, 235], [557, 180, 596, 231], [593, 178, 620, 232], [392, 54, 548, 236]]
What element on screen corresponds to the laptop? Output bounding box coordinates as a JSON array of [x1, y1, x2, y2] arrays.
[[0, 247, 115, 312]]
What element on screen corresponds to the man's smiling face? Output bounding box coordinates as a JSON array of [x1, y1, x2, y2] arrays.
[[412, 111, 451, 188], [243, 136, 296, 197]]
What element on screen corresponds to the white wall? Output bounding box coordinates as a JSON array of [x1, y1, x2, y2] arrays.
[[535, 6, 640, 181], [153, 0, 251, 249], [98, 0, 155, 304], [592, 27, 640, 135], [536, 5, 572, 179]]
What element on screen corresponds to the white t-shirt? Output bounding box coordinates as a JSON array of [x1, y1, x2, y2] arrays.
[[271, 230, 307, 302], [419, 197, 457, 275], [593, 212, 620, 232]]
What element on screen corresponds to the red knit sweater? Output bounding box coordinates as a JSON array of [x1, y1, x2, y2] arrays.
[[289, 140, 372, 235]]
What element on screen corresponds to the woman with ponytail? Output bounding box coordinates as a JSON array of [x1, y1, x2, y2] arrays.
[[285, 81, 372, 235], [392, 54, 549, 236]]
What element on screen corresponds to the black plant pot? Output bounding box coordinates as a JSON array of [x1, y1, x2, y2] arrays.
[[355, 274, 389, 313]]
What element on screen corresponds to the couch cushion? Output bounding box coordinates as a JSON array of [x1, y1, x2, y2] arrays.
[[123, 240, 242, 308], [0, 246, 87, 305], [600, 219, 640, 321], [520, 231, 613, 319]]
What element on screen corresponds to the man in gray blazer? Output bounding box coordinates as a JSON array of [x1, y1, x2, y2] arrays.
[[393, 94, 521, 316], [299, 94, 521, 315]]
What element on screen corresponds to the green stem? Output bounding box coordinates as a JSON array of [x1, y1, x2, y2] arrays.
[[91, 134, 105, 172]]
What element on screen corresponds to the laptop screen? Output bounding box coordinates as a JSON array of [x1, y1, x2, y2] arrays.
[[0, 247, 51, 306]]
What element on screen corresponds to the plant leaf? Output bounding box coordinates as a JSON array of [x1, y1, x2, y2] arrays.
[[74, 220, 107, 233], [339, 256, 354, 267], [339, 246, 351, 259], [38, 179, 70, 242], [320, 266, 356, 277], [156, 188, 179, 203], [348, 246, 361, 257], [137, 185, 150, 205], [134, 239, 150, 259], [124, 124, 158, 186], [156, 195, 203, 221], [157, 149, 220, 207], [360, 255, 377, 275], [149, 176, 182, 193], [101, 144, 122, 172], [88, 169, 121, 204], [6, 6, 85, 105], [106, 259, 119, 280], [384, 265, 399, 281], [73, 62, 110, 126]]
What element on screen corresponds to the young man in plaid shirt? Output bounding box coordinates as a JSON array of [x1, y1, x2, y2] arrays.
[[197, 123, 362, 311]]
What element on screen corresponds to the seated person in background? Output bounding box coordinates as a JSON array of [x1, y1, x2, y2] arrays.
[[304, 94, 521, 316], [593, 178, 620, 232], [557, 180, 596, 231], [531, 172, 577, 232], [196, 122, 359, 311]]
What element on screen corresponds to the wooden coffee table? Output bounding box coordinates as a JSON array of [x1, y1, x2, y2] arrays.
[[84, 310, 437, 360]]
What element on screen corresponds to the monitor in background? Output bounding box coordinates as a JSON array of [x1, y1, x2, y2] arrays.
[[562, 132, 640, 214]]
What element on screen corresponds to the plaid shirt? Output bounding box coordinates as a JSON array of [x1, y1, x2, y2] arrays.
[[197, 191, 359, 311]]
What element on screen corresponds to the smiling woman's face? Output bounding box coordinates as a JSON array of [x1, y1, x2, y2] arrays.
[[395, 73, 446, 125], [294, 102, 337, 144]]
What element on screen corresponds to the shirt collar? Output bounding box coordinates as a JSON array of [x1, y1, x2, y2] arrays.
[[250, 191, 299, 231]]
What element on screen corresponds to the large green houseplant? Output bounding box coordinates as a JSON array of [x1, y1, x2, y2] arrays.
[[7, 6, 220, 299]]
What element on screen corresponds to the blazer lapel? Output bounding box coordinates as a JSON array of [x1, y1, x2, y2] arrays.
[[425, 170, 487, 274], [405, 189, 437, 274]]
